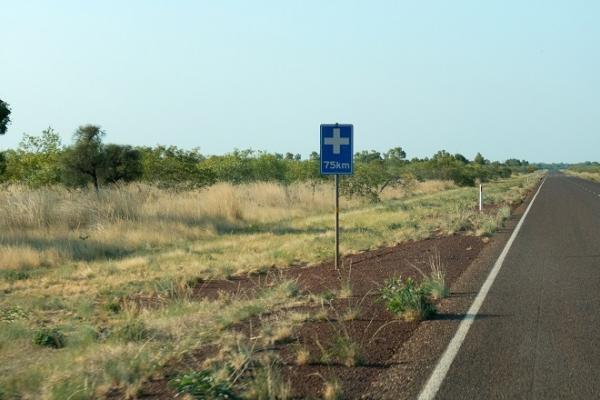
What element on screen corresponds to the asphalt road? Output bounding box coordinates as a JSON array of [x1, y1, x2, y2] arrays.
[[435, 173, 600, 399]]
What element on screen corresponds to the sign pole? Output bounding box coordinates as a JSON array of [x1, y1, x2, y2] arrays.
[[335, 173, 340, 270]]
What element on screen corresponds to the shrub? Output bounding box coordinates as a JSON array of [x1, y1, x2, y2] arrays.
[[33, 327, 66, 348], [380, 277, 436, 321], [170, 370, 238, 400], [3, 270, 30, 282]]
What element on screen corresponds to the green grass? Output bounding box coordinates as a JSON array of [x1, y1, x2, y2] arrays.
[[379, 277, 436, 322]]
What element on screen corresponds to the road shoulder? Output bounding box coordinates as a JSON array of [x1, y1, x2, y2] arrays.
[[364, 179, 542, 400]]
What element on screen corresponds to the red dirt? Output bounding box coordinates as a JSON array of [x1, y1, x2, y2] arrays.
[[132, 234, 486, 399]]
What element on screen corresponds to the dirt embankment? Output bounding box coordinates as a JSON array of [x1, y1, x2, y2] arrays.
[[134, 234, 485, 399]]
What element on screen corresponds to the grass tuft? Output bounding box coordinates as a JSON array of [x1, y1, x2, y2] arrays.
[[170, 369, 239, 400], [323, 379, 343, 400], [114, 319, 153, 342], [380, 276, 436, 321]]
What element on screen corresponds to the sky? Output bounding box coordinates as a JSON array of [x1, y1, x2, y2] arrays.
[[1, 1, 599, 163]]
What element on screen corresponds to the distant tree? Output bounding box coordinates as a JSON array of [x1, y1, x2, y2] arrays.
[[354, 150, 382, 163], [0, 99, 11, 135], [505, 158, 522, 167], [454, 153, 469, 164], [309, 151, 319, 161], [61, 125, 106, 191], [284, 152, 295, 160], [384, 147, 407, 162], [140, 145, 213, 188], [103, 144, 143, 184], [12, 127, 63, 186], [474, 152, 486, 165], [253, 152, 287, 182]]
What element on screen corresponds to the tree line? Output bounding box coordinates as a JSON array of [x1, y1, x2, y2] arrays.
[[0, 101, 535, 201], [0, 124, 536, 200]]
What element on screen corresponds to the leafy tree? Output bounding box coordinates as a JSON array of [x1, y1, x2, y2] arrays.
[[0, 99, 10, 135], [384, 147, 407, 162], [139, 145, 215, 188], [61, 125, 106, 191], [474, 152, 486, 165], [206, 149, 254, 184], [103, 144, 143, 184], [354, 150, 382, 163], [454, 153, 469, 164], [12, 127, 63, 186]]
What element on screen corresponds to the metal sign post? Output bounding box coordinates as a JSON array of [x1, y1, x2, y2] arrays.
[[335, 174, 340, 269], [320, 123, 353, 270]]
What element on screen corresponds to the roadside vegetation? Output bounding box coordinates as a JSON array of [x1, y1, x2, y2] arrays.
[[565, 163, 600, 182], [0, 170, 542, 398]]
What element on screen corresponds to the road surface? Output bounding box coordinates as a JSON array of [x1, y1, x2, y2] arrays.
[[433, 173, 600, 399]]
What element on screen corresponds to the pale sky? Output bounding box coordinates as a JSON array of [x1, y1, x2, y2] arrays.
[[1, 1, 599, 162]]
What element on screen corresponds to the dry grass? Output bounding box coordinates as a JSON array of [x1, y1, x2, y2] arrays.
[[323, 379, 343, 400], [0, 173, 543, 399], [565, 170, 600, 182]]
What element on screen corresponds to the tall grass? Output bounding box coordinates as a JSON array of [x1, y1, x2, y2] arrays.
[[565, 170, 600, 183]]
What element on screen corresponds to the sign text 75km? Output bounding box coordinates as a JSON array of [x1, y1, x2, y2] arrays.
[[320, 124, 353, 175]]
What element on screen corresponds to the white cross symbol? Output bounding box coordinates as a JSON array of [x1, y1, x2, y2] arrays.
[[324, 128, 350, 155]]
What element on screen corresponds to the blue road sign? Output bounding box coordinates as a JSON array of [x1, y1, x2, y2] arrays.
[[320, 124, 353, 175]]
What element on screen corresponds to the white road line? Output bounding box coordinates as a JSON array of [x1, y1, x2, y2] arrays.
[[417, 179, 546, 400]]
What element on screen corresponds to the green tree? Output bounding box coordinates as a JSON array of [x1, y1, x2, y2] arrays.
[[384, 147, 407, 162], [12, 128, 63, 186], [0, 99, 10, 135], [454, 153, 469, 164], [61, 125, 106, 191], [474, 152, 486, 165], [354, 150, 382, 163], [140, 145, 214, 188], [103, 144, 143, 184]]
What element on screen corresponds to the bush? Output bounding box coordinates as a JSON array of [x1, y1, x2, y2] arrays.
[[380, 277, 436, 321], [33, 327, 66, 348], [170, 370, 238, 400]]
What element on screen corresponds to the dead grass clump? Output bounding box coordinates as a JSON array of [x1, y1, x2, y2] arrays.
[[323, 379, 343, 400], [0, 245, 61, 270]]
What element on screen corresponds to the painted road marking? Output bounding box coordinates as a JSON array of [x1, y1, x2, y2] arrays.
[[418, 179, 546, 400]]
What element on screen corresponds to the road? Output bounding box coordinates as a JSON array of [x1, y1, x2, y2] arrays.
[[431, 173, 600, 399]]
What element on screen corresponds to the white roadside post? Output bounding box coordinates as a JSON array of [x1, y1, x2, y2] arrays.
[[479, 183, 483, 212]]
